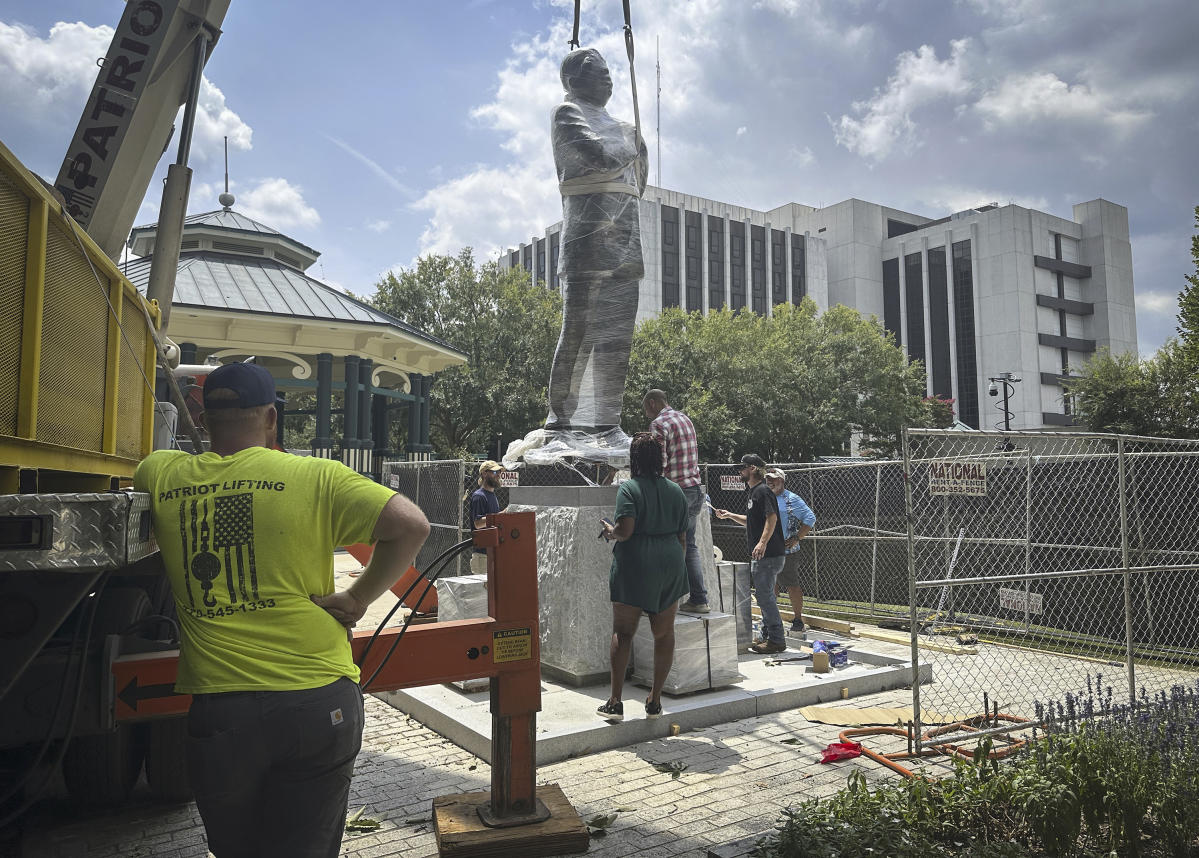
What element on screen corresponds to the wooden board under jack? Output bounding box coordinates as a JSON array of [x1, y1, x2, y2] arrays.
[[755, 608, 856, 636], [433, 783, 589, 858]]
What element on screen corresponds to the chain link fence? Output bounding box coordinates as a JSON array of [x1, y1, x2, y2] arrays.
[[903, 429, 1199, 747]]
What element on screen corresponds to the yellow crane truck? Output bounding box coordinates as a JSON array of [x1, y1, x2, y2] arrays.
[[1, 0, 229, 815]]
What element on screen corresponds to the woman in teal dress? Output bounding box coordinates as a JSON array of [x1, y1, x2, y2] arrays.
[[597, 433, 689, 722]]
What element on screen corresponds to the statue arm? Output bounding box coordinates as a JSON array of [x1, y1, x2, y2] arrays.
[[552, 103, 630, 172]]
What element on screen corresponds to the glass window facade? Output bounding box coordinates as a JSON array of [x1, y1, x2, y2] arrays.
[[729, 221, 746, 311], [549, 232, 560, 291], [661, 205, 680, 308], [927, 247, 951, 398], [952, 240, 979, 428], [750, 224, 766, 314], [522, 244, 532, 274], [882, 257, 901, 345], [904, 252, 925, 367], [707, 215, 725, 309], [770, 229, 786, 305], [685, 211, 702, 312], [535, 238, 546, 285], [790, 234, 805, 304]]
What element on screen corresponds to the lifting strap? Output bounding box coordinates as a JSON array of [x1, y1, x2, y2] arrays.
[[565, 0, 645, 198]]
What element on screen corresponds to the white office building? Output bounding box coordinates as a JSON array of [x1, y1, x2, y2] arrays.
[[501, 189, 1137, 431]]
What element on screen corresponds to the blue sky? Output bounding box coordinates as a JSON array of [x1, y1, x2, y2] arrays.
[[2, 0, 1197, 354]]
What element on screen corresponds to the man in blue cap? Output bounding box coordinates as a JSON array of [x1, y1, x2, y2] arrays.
[[135, 360, 429, 858]]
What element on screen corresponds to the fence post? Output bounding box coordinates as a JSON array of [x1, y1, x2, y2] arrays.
[[870, 463, 881, 619], [1117, 435, 1136, 703], [902, 429, 923, 752], [1023, 446, 1033, 633], [807, 468, 820, 601]]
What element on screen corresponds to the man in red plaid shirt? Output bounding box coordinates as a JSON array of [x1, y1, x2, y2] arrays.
[[643, 389, 709, 612]]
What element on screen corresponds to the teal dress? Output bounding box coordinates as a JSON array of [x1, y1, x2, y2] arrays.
[[609, 476, 689, 613]]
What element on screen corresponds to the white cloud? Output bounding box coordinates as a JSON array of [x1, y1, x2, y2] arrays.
[[976, 72, 1151, 130], [237, 178, 320, 230], [365, 218, 391, 233], [1136, 290, 1178, 314], [0, 20, 251, 163], [921, 187, 1048, 214], [0, 20, 111, 125], [832, 40, 974, 161], [736, 126, 748, 137], [788, 145, 816, 167], [191, 78, 253, 159], [411, 160, 558, 261]]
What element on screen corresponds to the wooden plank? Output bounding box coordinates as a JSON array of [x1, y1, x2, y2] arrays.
[[433, 783, 589, 858], [754, 607, 855, 636], [856, 627, 977, 655]]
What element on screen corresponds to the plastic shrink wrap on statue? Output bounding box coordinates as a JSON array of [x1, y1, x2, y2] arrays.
[[514, 47, 647, 467]]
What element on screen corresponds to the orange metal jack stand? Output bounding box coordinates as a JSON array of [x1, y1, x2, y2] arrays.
[[111, 510, 588, 855]]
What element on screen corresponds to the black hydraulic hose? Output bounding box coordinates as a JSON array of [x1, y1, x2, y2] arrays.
[[0, 573, 111, 827], [358, 538, 476, 691]]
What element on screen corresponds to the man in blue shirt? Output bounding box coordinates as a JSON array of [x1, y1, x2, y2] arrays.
[[469, 461, 504, 574], [764, 468, 815, 634]]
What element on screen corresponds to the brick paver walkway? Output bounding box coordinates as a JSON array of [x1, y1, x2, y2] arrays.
[[11, 685, 914, 858]]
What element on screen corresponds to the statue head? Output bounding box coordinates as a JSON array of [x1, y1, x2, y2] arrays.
[[560, 48, 612, 107]]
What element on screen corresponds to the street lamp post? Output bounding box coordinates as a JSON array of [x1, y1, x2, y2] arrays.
[[987, 372, 1022, 432]]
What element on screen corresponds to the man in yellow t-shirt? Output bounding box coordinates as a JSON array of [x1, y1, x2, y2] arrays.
[[135, 361, 429, 858]]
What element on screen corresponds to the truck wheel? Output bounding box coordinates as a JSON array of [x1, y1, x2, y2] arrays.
[[145, 717, 192, 802], [61, 588, 151, 805]]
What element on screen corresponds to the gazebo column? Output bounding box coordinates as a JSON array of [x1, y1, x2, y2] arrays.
[[358, 358, 374, 476], [420, 376, 433, 454], [343, 354, 361, 471], [406, 373, 424, 461], [312, 352, 333, 459], [372, 392, 392, 478]]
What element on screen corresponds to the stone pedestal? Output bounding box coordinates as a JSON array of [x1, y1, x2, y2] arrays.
[[509, 484, 724, 687], [509, 486, 619, 686], [713, 561, 754, 650], [631, 611, 741, 695]]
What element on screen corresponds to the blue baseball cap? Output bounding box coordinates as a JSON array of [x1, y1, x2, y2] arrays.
[[203, 362, 277, 410]]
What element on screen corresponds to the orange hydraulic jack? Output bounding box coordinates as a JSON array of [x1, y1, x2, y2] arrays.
[[111, 510, 589, 856]]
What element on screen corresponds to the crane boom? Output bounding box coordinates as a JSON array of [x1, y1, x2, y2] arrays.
[[54, 0, 230, 262]]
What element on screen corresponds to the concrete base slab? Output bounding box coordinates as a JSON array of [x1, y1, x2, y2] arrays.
[[376, 644, 930, 766]]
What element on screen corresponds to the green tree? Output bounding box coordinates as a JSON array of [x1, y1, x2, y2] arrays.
[[370, 250, 562, 458], [1069, 340, 1198, 437], [1180, 206, 1199, 367], [621, 301, 932, 461]]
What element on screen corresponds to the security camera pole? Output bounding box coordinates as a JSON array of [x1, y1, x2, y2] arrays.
[[987, 372, 1021, 431]]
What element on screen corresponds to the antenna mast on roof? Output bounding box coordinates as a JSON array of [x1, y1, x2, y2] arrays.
[[219, 135, 235, 210], [655, 36, 661, 189]]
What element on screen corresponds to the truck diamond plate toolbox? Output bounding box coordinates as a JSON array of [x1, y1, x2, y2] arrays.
[[0, 492, 156, 572]]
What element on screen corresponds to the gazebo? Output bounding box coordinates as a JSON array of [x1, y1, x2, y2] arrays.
[[125, 203, 465, 471]]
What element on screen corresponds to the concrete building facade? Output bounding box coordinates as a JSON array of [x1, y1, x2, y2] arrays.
[[501, 187, 1137, 431]]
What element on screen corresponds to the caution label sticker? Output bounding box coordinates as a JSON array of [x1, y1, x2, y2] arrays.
[[492, 627, 532, 663]]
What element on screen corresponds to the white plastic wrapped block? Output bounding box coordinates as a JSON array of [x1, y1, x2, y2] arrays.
[[718, 561, 754, 651], [435, 575, 490, 692], [631, 611, 741, 695], [436, 575, 488, 623]]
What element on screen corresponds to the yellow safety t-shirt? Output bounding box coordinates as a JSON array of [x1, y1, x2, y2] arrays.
[[134, 447, 394, 694]]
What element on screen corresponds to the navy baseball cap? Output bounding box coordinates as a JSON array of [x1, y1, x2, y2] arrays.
[[740, 453, 766, 469], [203, 362, 277, 410]]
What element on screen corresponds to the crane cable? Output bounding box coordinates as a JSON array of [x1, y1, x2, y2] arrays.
[[567, 0, 645, 198]]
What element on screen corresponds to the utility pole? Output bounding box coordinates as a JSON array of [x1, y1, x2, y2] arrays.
[[656, 36, 661, 188], [987, 372, 1022, 432]]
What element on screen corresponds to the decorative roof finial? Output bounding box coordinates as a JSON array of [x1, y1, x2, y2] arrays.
[[219, 135, 235, 210]]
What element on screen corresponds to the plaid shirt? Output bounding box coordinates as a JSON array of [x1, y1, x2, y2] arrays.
[[650, 407, 702, 488]]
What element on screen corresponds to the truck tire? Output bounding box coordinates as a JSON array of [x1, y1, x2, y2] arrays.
[[61, 587, 151, 805], [145, 717, 192, 802]]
